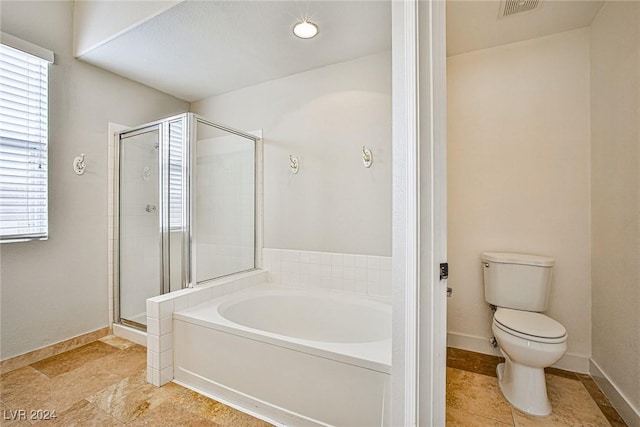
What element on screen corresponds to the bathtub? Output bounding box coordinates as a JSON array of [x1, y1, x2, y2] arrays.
[[173, 285, 391, 427]]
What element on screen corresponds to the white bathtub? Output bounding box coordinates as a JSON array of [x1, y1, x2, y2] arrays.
[[173, 285, 391, 427]]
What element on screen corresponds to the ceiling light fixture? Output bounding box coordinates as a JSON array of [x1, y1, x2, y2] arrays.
[[293, 20, 318, 39]]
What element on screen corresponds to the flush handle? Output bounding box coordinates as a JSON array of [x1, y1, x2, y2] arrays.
[[447, 287, 453, 298]]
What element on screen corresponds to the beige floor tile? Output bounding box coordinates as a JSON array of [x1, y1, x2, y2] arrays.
[[86, 370, 178, 424], [4, 341, 623, 427], [99, 335, 137, 350], [30, 342, 120, 378], [447, 347, 504, 378], [544, 367, 580, 381], [127, 401, 220, 426], [447, 348, 627, 427], [79, 344, 147, 379], [597, 405, 627, 427], [511, 375, 611, 426], [447, 367, 515, 425], [167, 385, 272, 427], [0, 366, 52, 412], [0, 328, 110, 375], [43, 359, 124, 414], [0, 401, 32, 426], [447, 406, 514, 426], [580, 377, 613, 408], [30, 399, 124, 427]]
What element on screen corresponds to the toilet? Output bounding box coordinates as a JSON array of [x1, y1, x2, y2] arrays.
[[482, 252, 568, 416]]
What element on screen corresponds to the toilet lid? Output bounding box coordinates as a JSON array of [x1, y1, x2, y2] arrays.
[[494, 308, 566, 339]]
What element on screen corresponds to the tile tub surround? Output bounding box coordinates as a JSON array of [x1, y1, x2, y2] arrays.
[[146, 270, 267, 387], [263, 248, 392, 299]]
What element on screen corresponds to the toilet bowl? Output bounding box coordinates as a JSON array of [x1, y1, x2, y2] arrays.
[[492, 308, 567, 416]]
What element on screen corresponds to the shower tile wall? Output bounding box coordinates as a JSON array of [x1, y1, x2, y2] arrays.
[[263, 249, 391, 299]]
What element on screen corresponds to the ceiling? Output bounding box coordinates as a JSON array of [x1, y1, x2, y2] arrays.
[[446, 0, 604, 56], [78, 1, 392, 102], [79, 0, 605, 102]]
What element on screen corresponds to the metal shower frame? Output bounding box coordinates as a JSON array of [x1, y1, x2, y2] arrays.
[[113, 113, 259, 330]]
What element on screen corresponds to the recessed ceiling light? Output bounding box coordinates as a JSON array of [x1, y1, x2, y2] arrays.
[[293, 20, 318, 39]]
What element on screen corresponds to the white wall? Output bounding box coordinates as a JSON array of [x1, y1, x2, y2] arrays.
[[72, 0, 182, 57], [447, 28, 592, 369], [192, 52, 392, 257], [0, 1, 188, 359], [590, 2, 640, 424]]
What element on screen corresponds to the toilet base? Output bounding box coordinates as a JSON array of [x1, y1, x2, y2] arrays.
[[496, 355, 552, 416]]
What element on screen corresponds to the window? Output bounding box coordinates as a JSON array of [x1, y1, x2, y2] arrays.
[[168, 120, 184, 229], [0, 34, 53, 242]]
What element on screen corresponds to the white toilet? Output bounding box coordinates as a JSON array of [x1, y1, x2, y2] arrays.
[[482, 252, 568, 416]]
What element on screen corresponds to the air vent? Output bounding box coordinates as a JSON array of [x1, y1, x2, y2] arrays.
[[499, 0, 543, 17]]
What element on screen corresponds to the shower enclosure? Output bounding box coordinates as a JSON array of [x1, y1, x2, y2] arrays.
[[115, 113, 257, 329]]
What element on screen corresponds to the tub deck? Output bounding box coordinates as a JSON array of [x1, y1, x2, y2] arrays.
[[174, 285, 391, 373]]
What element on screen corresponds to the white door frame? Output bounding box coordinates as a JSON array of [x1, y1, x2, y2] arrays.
[[391, 0, 447, 425]]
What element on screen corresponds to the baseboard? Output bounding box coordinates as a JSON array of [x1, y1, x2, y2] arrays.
[[113, 323, 147, 347], [590, 359, 640, 427], [447, 331, 501, 357], [447, 331, 590, 373], [0, 326, 111, 374]]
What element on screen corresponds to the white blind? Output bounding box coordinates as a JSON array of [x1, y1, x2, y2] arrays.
[[0, 43, 50, 242], [169, 120, 183, 229]]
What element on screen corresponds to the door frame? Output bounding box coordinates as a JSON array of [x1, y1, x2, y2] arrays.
[[391, 0, 447, 425]]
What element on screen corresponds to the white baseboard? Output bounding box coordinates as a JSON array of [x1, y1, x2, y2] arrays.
[[590, 359, 640, 427], [113, 323, 147, 347], [447, 331, 501, 357], [551, 352, 590, 374], [447, 331, 590, 373]]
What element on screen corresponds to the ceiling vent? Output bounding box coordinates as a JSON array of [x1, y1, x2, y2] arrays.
[[499, 0, 543, 18]]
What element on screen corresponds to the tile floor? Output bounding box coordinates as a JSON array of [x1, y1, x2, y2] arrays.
[[446, 347, 628, 426], [0, 337, 628, 426], [0, 336, 271, 426]]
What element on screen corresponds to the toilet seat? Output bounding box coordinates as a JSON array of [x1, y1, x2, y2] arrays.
[[494, 308, 567, 344]]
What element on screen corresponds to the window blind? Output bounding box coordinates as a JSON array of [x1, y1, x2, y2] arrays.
[[168, 120, 183, 229], [0, 42, 50, 242]]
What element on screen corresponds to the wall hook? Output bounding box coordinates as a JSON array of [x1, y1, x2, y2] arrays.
[[362, 145, 373, 168], [73, 153, 86, 175], [142, 166, 151, 181], [289, 154, 299, 174]]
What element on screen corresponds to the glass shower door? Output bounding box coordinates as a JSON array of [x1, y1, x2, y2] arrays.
[[118, 126, 162, 327], [193, 119, 256, 284], [115, 113, 254, 328]]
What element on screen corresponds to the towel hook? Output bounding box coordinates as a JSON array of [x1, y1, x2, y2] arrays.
[[289, 154, 299, 174], [362, 146, 372, 168], [73, 153, 86, 175]]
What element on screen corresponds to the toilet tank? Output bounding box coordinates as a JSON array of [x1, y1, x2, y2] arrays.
[[482, 252, 554, 312]]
